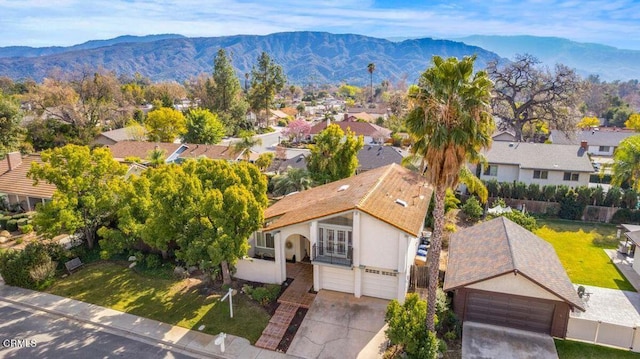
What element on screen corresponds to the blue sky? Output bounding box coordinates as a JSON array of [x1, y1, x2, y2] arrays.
[[2, 0, 640, 50]]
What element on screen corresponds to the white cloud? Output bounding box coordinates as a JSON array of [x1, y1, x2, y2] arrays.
[[0, 0, 639, 50]]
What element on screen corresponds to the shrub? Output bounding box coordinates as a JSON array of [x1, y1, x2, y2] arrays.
[[385, 294, 440, 359], [501, 210, 538, 231], [145, 254, 161, 269], [444, 223, 457, 233], [16, 218, 28, 226], [20, 224, 34, 234], [499, 182, 512, 199], [485, 179, 500, 198], [604, 187, 623, 207], [542, 185, 557, 202], [576, 186, 593, 206], [0, 216, 9, 229], [242, 284, 254, 296], [558, 189, 584, 220], [0, 242, 57, 289], [461, 197, 483, 220], [6, 219, 18, 232], [612, 209, 640, 224], [592, 186, 605, 206], [526, 183, 541, 201], [622, 189, 639, 209], [251, 284, 281, 305], [513, 182, 527, 200]]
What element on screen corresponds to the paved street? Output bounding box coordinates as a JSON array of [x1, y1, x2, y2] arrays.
[[0, 302, 197, 359]]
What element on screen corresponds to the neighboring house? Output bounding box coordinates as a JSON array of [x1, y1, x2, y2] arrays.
[[621, 224, 640, 276], [309, 120, 392, 144], [234, 163, 432, 302], [269, 109, 291, 124], [492, 130, 518, 142], [356, 145, 403, 174], [444, 217, 585, 337], [107, 141, 243, 164], [267, 153, 308, 174], [550, 128, 637, 156], [0, 152, 55, 211], [472, 142, 594, 187], [94, 127, 146, 146], [344, 112, 379, 123]]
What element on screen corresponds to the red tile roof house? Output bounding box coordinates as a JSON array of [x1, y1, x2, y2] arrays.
[[309, 120, 392, 145], [444, 217, 584, 338], [234, 163, 433, 302], [0, 152, 56, 212]]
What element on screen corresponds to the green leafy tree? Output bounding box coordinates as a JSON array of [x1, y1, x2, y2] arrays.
[[611, 135, 640, 191], [233, 131, 262, 161], [461, 196, 483, 220], [211, 49, 250, 135], [307, 124, 364, 183], [254, 152, 274, 171], [577, 116, 600, 129], [147, 147, 167, 167], [271, 167, 314, 196], [248, 52, 286, 126], [625, 113, 640, 131], [183, 108, 225, 144], [0, 93, 24, 158], [145, 107, 186, 142], [405, 55, 494, 332], [28, 145, 127, 249], [385, 293, 440, 359]]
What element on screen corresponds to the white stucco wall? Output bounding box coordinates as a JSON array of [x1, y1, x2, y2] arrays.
[[275, 223, 310, 262], [588, 145, 615, 156], [519, 169, 590, 187], [234, 257, 280, 284], [465, 273, 563, 301], [478, 163, 520, 183], [359, 212, 400, 269]]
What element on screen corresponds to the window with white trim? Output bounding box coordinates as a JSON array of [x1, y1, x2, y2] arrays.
[[318, 225, 352, 258], [533, 170, 548, 179], [563, 172, 579, 181]]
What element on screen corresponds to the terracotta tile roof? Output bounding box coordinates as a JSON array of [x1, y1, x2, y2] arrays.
[[264, 164, 432, 236], [309, 121, 392, 138], [0, 154, 56, 199], [107, 141, 183, 162], [178, 144, 241, 161], [444, 216, 585, 311]]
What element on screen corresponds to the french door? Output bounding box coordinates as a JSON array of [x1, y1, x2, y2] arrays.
[[318, 226, 352, 258]]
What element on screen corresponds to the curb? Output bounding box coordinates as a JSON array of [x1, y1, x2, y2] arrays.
[[0, 291, 222, 359]]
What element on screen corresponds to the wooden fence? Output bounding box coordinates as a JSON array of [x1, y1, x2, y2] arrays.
[[409, 265, 429, 290]]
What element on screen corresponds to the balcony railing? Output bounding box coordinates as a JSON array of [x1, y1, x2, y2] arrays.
[[312, 243, 353, 267]]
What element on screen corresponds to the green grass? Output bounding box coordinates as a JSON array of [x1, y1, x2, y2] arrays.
[[535, 219, 635, 291], [555, 339, 640, 358], [46, 261, 270, 343]]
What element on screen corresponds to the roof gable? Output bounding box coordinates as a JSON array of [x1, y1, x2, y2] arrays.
[[310, 121, 392, 138], [357, 145, 403, 171], [444, 217, 584, 310]]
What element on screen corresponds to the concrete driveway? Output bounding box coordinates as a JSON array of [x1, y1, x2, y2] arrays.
[[462, 322, 558, 359], [287, 290, 389, 359]]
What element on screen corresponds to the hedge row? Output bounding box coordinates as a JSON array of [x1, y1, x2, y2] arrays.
[[0, 213, 34, 232]]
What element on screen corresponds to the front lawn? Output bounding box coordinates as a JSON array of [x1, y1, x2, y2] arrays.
[[535, 219, 635, 291], [555, 339, 640, 358], [46, 261, 270, 343]]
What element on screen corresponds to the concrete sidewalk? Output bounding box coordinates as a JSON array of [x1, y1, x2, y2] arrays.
[[0, 282, 299, 359]]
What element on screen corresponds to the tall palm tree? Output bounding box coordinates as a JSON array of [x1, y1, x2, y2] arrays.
[[367, 63, 375, 103], [611, 135, 640, 191], [147, 147, 166, 167], [272, 167, 314, 196], [233, 131, 262, 161], [405, 55, 494, 331]]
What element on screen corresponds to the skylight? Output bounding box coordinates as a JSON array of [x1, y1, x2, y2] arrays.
[[395, 199, 408, 207], [338, 185, 350, 192]]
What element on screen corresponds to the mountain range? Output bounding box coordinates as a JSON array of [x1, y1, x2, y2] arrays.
[[0, 32, 638, 84], [458, 35, 640, 82], [0, 32, 501, 85]]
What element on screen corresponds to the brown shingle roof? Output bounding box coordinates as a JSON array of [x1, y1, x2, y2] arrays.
[[264, 164, 432, 236], [179, 144, 241, 161], [107, 141, 183, 162], [444, 216, 584, 311], [309, 121, 392, 138], [0, 155, 56, 199]]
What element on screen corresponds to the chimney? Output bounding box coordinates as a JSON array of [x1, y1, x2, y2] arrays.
[[344, 113, 348, 121], [580, 140, 588, 151], [326, 116, 331, 128], [6, 151, 22, 171]]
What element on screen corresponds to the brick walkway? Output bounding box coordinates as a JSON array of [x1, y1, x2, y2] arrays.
[[255, 262, 315, 351]]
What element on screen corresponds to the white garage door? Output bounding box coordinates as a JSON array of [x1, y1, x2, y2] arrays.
[[362, 268, 399, 300], [320, 266, 354, 294]]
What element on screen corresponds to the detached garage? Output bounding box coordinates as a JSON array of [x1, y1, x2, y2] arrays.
[[444, 217, 585, 338]]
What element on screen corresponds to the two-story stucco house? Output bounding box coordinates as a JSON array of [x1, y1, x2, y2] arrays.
[[550, 128, 637, 157], [472, 142, 595, 187], [234, 163, 432, 302]]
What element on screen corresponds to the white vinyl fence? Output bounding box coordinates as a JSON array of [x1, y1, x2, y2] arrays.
[[567, 317, 640, 352]]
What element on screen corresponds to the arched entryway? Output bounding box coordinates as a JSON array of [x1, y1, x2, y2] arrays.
[[284, 233, 311, 264]]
